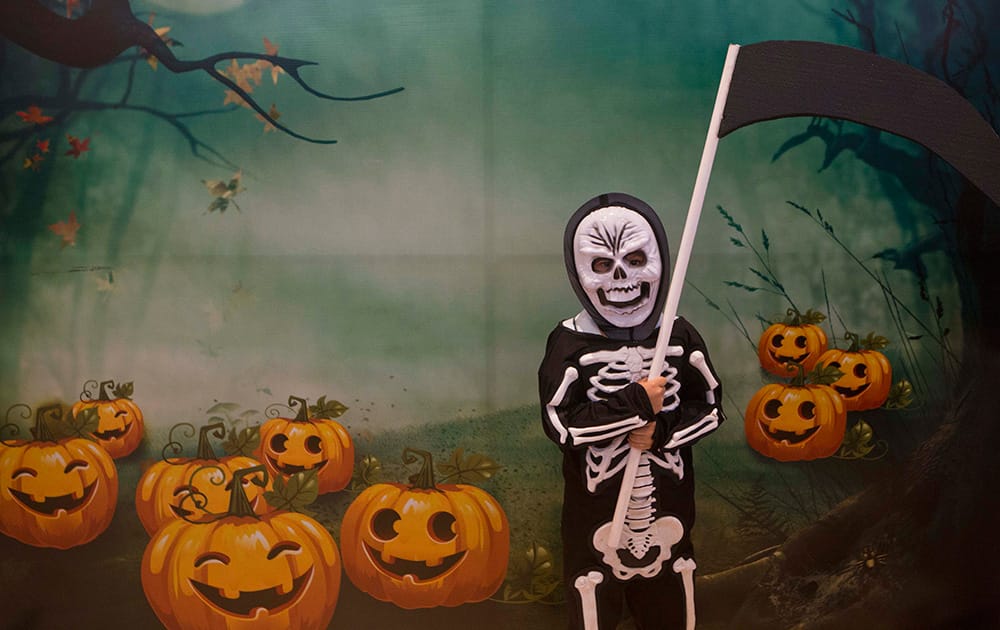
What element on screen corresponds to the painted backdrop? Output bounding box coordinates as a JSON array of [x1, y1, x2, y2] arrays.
[[1, 0, 998, 628]]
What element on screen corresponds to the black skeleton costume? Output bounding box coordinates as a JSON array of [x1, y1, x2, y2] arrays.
[[539, 193, 724, 630]]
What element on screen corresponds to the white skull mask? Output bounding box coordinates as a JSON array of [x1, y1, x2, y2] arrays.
[[573, 206, 662, 329]]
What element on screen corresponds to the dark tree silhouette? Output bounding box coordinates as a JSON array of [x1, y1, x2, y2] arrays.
[[0, 0, 403, 148]]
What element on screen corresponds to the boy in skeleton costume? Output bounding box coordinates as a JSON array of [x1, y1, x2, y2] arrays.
[[539, 193, 723, 629]]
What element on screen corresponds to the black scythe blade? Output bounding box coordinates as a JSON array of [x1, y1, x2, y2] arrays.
[[719, 40, 1000, 206]]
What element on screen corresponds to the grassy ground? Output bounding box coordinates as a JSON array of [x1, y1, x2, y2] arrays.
[[1, 403, 875, 629]]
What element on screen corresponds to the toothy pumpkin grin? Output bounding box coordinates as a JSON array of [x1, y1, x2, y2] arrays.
[[758, 421, 820, 445], [190, 567, 313, 616], [364, 541, 467, 582], [768, 350, 809, 365], [267, 456, 328, 475], [9, 481, 96, 516], [834, 383, 869, 398], [92, 422, 133, 441]]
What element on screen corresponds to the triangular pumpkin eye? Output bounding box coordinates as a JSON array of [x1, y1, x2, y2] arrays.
[[763, 399, 782, 418], [798, 401, 816, 420]]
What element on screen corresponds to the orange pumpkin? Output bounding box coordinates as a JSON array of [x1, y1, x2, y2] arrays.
[[817, 332, 893, 411], [71, 380, 145, 459], [745, 364, 847, 462], [0, 404, 118, 548], [341, 448, 509, 609], [757, 309, 829, 376], [142, 465, 341, 630], [136, 422, 269, 535], [255, 396, 353, 495]]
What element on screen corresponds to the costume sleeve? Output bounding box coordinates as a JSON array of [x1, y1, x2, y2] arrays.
[[538, 329, 656, 449], [661, 319, 725, 450]]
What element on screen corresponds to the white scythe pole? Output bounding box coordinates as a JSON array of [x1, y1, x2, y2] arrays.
[[607, 43, 741, 550]]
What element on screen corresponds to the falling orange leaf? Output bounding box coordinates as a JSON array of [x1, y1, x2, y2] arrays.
[[23, 155, 44, 171], [36, 139, 50, 153], [261, 37, 285, 84], [65, 135, 91, 158], [16, 106, 53, 125], [48, 211, 81, 247], [222, 90, 247, 108], [255, 104, 281, 132]]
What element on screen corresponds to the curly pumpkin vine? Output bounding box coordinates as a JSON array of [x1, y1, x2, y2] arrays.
[[136, 421, 269, 535]]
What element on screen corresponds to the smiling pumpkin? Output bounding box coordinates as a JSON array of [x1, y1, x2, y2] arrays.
[[142, 465, 341, 630], [341, 449, 509, 609]]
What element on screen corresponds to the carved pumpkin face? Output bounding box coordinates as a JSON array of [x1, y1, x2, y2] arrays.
[[340, 450, 509, 609], [255, 398, 354, 495], [758, 322, 828, 376], [0, 430, 118, 548], [744, 380, 846, 462], [142, 469, 341, 629], [71, 381, 145, 459], [818, 347, 892, 411]]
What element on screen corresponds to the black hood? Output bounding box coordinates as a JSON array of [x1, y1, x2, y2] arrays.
[[563, 192, 671, 341]]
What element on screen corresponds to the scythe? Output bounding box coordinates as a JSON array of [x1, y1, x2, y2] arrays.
[[607, 39, 1000, 554]]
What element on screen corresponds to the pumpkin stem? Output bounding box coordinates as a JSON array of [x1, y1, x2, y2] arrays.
[[403, 448, 437, 490], [844, 331, 861, 353], [785, 361, 808, 387], [33, 404, 63, 442], [228, 464, 269, 518], [288, 396, 310, 422], [784, 308, 802, 326], [98, 380, 116, 401], [196, 422, 226, 460]]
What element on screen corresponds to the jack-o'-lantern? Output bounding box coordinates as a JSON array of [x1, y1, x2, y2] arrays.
[[757, 309, 828, 376], [341, 448, 509, 609], [71, 380, 145, 459], [745, 364, 847, 462], [255, 396, 353, 495], [0, 404, 118, 548], [817, 331, 892, 411], [142, 465, 341, 630], [136, 422, 270, 535]]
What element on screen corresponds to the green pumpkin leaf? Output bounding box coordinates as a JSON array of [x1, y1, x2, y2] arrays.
[[264, 469, 319, 514], [837, 420, 877, 459], [807, 363, 843, 386], [885, 380, 914, 409], [222, 426, 260, 456], [310, 395, 348, 420], [502, 543, 561, 602], [351, 454, 382, 490], [112, 381, 135, 399], [48, 407, 100, 440], [437, 448, 502, 484], [861, 332, 890, 351]]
